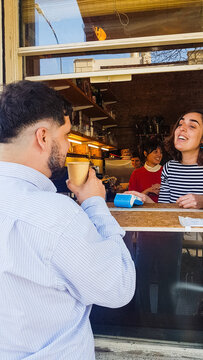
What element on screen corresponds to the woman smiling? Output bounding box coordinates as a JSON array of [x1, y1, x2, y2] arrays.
[[129, 111, 203, 208], [159, 111, 203, 209], [126, 111, 203, 315]]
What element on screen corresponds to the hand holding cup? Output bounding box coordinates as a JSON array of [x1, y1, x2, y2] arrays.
[[67, 167, 106, 204]]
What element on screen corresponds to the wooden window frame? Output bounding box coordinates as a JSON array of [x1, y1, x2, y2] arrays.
[[3, 0, 203, 83]]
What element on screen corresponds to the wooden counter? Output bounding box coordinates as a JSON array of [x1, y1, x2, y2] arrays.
[[108, 203, 203, 232]]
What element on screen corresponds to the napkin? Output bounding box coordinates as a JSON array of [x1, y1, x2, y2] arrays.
[[179, 216, 203, 230]]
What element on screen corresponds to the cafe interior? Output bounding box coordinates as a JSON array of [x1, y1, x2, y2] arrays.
[[5, 0, 203, 348]]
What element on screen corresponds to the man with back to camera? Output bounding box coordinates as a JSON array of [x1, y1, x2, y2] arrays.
[[0, 80, 135, 360]]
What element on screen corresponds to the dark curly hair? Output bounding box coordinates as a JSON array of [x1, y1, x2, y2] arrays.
[[164, 110, 203, 166], [0, 80, 72, 143]]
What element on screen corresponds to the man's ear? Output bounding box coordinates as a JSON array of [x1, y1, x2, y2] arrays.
[[143, 150, 147, 157], [35, 127, 49, 151]]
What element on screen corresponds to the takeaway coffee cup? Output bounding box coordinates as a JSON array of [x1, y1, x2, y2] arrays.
[[67, 161, 90, 186]]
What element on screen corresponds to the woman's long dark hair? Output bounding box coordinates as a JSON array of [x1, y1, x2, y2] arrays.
[[164, 110, 203, 166]]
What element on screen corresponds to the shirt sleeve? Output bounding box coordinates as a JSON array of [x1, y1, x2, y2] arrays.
[[51, 196, 136, 308], [128, 170, 137, 191], [158, 163, 170, 203]]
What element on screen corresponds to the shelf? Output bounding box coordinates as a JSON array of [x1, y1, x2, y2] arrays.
[[69, 130, 117, 150], [66, 153, 88, 158], [44, 79, 117, 127], [96, 87, 117, 105], [67, 153, 103, 160]]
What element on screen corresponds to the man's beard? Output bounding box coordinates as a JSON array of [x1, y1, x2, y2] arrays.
[[48, 140, 66, 180]]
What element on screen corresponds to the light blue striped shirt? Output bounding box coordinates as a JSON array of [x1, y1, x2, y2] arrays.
[[0, 162, 135, 360]]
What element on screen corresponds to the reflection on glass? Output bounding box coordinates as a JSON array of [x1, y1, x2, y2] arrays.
[[21, 0, 84, 46], [20, 0, 203, 47], [25, 46, 203, 76], [135, 231, 182, 315], [90, 231, 203, 344]]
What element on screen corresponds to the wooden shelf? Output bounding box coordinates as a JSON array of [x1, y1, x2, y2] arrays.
[[44, 79, 117, 127], [96, 87, 117, 105], [67, 153, 103, 160], [69, 130, 116, 150]]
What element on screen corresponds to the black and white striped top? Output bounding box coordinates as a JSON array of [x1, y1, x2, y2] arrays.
[[158, 160, 203, 203]]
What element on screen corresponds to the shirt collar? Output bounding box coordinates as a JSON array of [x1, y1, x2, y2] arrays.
[[144, 162, 162, 173], [0, 161, 57, 192]]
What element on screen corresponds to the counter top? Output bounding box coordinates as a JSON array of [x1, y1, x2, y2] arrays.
[[108, 203, 203, 232]]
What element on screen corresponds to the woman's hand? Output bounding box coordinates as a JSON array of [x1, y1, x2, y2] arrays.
[[176, 194, 203, 209], [151, 183, 161, 194], [124, 191, 154, 203], [143, 183, 161, 195]]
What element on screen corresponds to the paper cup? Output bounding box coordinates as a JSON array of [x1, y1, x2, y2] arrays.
[[67, 162, 89, 186]]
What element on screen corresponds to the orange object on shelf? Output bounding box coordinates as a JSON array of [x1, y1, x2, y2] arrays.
[[93, 26, 107, 41]]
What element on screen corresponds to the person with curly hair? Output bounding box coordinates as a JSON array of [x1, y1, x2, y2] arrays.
[[126, 111, 203, 315]]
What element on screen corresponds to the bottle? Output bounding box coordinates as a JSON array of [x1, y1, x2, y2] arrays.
[[96, 89, 103, 108]]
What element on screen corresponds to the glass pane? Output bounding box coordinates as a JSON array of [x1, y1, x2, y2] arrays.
[[20, 0, 203, 47], [25, 46, 203, 76], [91, 231, 203, 344]]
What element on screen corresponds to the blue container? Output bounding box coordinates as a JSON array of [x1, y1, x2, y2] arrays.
[[114, 193, 143, 208]]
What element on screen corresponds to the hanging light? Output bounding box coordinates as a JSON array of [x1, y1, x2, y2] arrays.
[[68, 139, 82, 144], [88, 144, 99, 149]]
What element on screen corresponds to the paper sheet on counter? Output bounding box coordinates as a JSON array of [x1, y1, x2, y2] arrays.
[[179, 216, 203, 229]]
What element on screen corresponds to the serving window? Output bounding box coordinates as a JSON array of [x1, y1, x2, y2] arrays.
[[3, 0, 202, 347]]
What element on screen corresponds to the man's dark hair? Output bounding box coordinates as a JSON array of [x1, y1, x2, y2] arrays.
[[131, 152, 140, 159], [0, 80, 72, 143], [164, 110, 203, 166]]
